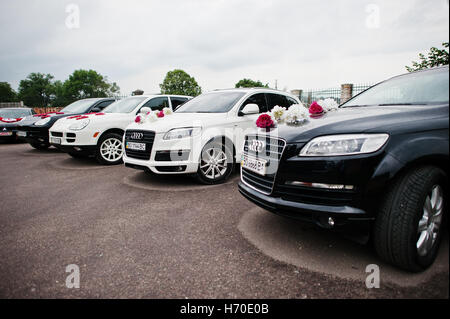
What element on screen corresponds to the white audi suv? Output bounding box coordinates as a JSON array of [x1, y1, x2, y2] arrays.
[[123, 88, 300, 184]]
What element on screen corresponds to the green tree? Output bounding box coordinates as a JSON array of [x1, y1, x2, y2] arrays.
[[235, 78, 269, 88], [18, 73, 55, 107], [0, 82, 18, 102], [62, 69, 120, 102], [406, 42, 449, 72], [160, 69, 202, 96], [50, 80, 70, 107]]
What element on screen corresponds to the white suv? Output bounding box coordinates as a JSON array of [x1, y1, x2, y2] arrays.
[[49, 95, 191, 165], [123, 88, 300, 184]]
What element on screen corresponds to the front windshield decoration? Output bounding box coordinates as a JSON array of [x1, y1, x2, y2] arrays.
[[0, 109, 31, 118], [176, 92, 246, 113], [343, 68, 449, 107], [103, 97, 147, 113], [61, 99, 99, 113]]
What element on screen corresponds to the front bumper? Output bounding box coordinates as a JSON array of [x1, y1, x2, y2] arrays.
[[123, 132, 201, 174], [16, 128, 48, 144], [238, 181, 372, 229]]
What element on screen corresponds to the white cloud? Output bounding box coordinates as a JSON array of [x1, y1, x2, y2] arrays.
[[0, 0, 448, 96]]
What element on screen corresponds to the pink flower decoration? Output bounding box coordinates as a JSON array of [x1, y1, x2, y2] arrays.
[[135, 115, 142, 123], [157, 110, 165, 118], [309, 101, 324, 115], [256, 114, 275, 129]]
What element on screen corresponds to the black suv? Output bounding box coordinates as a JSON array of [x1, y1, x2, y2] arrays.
[[239, 66, 449, 272], [17, 98, 115, 150]]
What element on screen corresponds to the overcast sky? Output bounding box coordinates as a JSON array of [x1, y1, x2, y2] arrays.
[[0, 0, 449, 95]]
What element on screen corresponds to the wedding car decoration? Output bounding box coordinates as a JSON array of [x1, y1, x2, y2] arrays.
[[0, 117, 23, 123], [255, 98, 339, 128], [135, 107, 173, 124], [256, 103, 309, 128]]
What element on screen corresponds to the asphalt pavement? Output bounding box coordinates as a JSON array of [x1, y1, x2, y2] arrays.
[[0, 142, 448, 298]]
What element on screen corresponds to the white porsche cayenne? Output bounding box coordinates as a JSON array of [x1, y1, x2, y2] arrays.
[[49, 95, 191, 165], [123, 88, 300, 184]]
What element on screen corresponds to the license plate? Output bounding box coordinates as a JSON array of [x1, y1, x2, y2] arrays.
[[241, 155, 267, 175], [126, 141, 146, 151], [0, 132, 12, 136], [16, 131, 27, 137], [50, 137, 61, 144]]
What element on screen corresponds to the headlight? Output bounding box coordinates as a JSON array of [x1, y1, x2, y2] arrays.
[[163, 127, 201, 140], [299, 134, 389, 156], [69, 119, 90, 131], [35, 117, 51, 126]]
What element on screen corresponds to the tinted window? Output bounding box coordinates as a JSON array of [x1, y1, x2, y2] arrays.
[[266, 93, 290, 110], [171, 97, 189, 110], [94, 100, 114, 110], [343, 68, 449, 107], [142, 97, 170, 111], [103, 96, 147, 113], [176, 92, 245, 113], [61, 99, 99, 113], [287, 97, 298, 106], [240, 93, 268, 113], [0, 109, 32, 118]]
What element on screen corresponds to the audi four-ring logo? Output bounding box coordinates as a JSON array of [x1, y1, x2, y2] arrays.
[[131, 132, 144, 140], [249, 140, 265, 152]]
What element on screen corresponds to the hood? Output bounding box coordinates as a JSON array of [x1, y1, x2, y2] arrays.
[[51, 112, 131, 130], [18, 112, 75, 127], [127, 112, 228, 133], [276, 104, 448, 143]]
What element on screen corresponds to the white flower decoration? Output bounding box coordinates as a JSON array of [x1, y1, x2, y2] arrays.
[[162, 107, 172, 116], [318, 98, 339, 112], [285, 103, 309, 124], [140, 107, 152, 114], [270, 105, 287, 123]]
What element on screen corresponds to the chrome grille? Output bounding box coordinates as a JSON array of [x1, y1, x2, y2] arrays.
[[241, 134, 286, 195], [124, 130, 155, 160]]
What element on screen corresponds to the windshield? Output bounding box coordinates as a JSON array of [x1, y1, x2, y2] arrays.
[[343, 68, 449, 107], [103, 96, 147, 113], [0, 109, 31, 118], [61, 99, 99, 113], [176, 92, 245, 113]]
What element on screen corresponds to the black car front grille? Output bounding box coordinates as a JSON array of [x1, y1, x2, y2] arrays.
[[51, 132, 63, 137], [241, 134, 286, 195], [124, 130, 155, 160]]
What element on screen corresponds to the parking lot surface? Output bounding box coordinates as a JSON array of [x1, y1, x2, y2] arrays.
[[0, 143, 448, 298]]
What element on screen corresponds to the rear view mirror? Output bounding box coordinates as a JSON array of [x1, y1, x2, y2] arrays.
[[239, 104, 259, 116]]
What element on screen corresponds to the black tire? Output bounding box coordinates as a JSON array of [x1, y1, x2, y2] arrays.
[[373, 166, 447, 272], [196, 139, 234, 185], [94, 132, 124, 165], [30, 141, 50, 150]]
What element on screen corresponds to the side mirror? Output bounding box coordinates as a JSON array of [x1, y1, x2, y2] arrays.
[[91, 107, 101, 113], [239, 104, 259, 116]]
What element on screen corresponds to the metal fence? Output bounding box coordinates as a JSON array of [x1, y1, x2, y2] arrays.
[[297, 83, 373, 106], [299, 87, 342, 105], [352, 83, 373, 97]]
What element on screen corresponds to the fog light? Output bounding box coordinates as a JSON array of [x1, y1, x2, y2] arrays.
[[328, 217, 335, 227], [74, 147, 82, 151]]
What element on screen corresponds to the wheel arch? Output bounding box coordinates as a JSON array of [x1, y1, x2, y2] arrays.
[[203, 135, 236, 164], [97, 128, 125, 145]]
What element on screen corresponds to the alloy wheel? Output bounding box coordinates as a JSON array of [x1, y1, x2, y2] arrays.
[[200, 147, 228, 180], [417, 184, 444, 257], [100, 138, 123, 162]]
